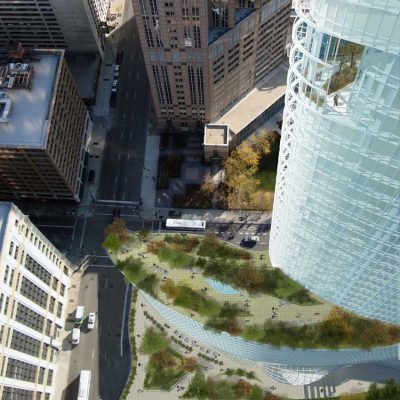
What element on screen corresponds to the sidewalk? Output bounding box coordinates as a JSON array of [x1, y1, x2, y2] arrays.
[[53, 269, 83, 398]]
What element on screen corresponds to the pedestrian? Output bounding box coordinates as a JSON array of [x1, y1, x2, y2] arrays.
[[334, 94, 338, 106]]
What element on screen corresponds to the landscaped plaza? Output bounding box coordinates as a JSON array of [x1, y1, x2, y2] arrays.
[[103, 223, 400, 399]]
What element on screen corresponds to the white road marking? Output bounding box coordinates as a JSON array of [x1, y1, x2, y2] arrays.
[[88, 264, 115, 268], [70, 217, 78, 247], [79, 217, 87, 250], [134, 92, 137, 100], [120, 286, 129, 357], [124, 176, 127, 183], [136, 72, 139, 80], [91, 349, 95, 359], [118, 154, 121, 161], [127, 153, 130, 161], [260, 243, 268, 245], [123, 112, 126, 119], [128, 71, 131, 79], [115, 176, 118, 184], [235, 241, 241, 244], [239, 231, 243, 234]]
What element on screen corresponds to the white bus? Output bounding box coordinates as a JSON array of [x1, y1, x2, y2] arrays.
[[77, 370, 91, 400], [165, 218, 206, 231]]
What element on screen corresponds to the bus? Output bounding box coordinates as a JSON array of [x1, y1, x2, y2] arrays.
[[74, 306, 85, 327], [77, 370, 91, 400], [165, 218, 206, 231]]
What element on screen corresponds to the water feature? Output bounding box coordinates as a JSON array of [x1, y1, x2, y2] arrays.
[[206, 278, 241, 295]]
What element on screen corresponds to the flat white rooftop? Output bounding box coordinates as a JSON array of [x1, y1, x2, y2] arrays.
[[0, 54, 59, 148], [214, 64, 288, 135], [204, 124, 229, 146], [0, 202, 11, 248]]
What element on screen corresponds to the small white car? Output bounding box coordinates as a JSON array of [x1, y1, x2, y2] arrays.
[[72, 328, 80, 345], [111, 80, 118, 92], [113, 64, 120, 77], [87, 312, 96, 330], [244, 235, 260, 243]]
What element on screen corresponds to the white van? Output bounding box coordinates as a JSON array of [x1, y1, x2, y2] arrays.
[[72, 328, 81, 345], [75, 306, 85, 326]]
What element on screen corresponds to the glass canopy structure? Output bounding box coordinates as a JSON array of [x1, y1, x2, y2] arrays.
[[270, 0, 400, 325]]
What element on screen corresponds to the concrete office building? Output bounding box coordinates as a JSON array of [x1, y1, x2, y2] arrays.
[[0, 0, 110, 54], [270, 0, 400, 325], [0, 48, 92, 202], [0, 202, 71, 399], [132, 0, 291, 131]]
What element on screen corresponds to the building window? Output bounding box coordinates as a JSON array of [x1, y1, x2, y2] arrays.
[[152, 65, 165, 104], [196, 67, 204, 105], [193, 26, 201, 48]]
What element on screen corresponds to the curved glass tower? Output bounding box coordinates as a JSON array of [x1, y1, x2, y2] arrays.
[[270, 0, 400, 325]]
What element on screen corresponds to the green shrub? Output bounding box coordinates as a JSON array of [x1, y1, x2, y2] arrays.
[[242, 324, 265, 341], [117, 257, 147, 284], [157, 246, 192, 268], [102, 232, 121, 253], [140, 328, 169, 355], [173, 286, 221, 317]]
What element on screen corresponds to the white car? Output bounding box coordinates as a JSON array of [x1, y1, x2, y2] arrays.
[[111, 80, 118, 93], [244, 235, 260, 243], [72, 328, 81, 345], [114, 64, 120, 77], [87, 312, 96, 330]]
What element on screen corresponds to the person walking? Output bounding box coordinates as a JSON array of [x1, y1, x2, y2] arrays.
[[334, 94, 339, 106]]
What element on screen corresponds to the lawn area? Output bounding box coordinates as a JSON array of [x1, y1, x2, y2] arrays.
[[140, 328, 198, 390], [256, 170, 277, 191]]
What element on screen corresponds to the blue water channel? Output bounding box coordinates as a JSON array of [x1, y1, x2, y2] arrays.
[[206, 278, 241, 295]]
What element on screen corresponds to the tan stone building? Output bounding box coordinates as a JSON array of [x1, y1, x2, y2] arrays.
[[132, 0, 291, 131], [0, 48, 92, 202], [0, 202, 71, 400]]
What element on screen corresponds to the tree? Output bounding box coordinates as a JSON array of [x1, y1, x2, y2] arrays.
[[179, 357, 198, 372], [102, 232, 122, 253], [151, 350, 176, 369], [140, 328, 168, 355], [248, 385, 265, 400], [182, 369, 207, 399], [242, 324, 265, 341], [235, 265, 264, 293], [160, 278, 178, 299], [234, 379, 253, 397], [105, 218, 129, 243], [201, 171, 216, 195]]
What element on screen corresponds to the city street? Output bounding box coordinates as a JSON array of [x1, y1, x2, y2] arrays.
[[98, 3, 150, 202]]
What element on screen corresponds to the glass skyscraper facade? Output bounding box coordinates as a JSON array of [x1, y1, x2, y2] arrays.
[[270, 0, 400, 325]]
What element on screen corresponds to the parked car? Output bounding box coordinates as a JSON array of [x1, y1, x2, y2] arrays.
[[87, 313, 96, 330], [244, 235, 260, 243], [111, 80, 118, 93], [113, 64, 120, 78], [72, 328, 81, 345]]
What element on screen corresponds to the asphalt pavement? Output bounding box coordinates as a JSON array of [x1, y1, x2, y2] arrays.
[[98, 12, 150, 202]]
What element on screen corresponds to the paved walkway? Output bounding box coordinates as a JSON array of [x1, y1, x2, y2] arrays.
[[124, 291, 399, 400]]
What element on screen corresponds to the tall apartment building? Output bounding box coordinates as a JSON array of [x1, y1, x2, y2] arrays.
[[270, 0, 400, 325], [0, 47, 92, 202], [0, 0, 110, 54], [132, 0, 291, 131], [0, 202, 71, 399]]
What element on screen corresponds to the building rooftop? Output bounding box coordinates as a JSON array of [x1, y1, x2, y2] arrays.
[[214, 64, 288, 135], [0, 202, 11, 251], [204, 124, 229, 146], [0, 53, 59, 148]]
